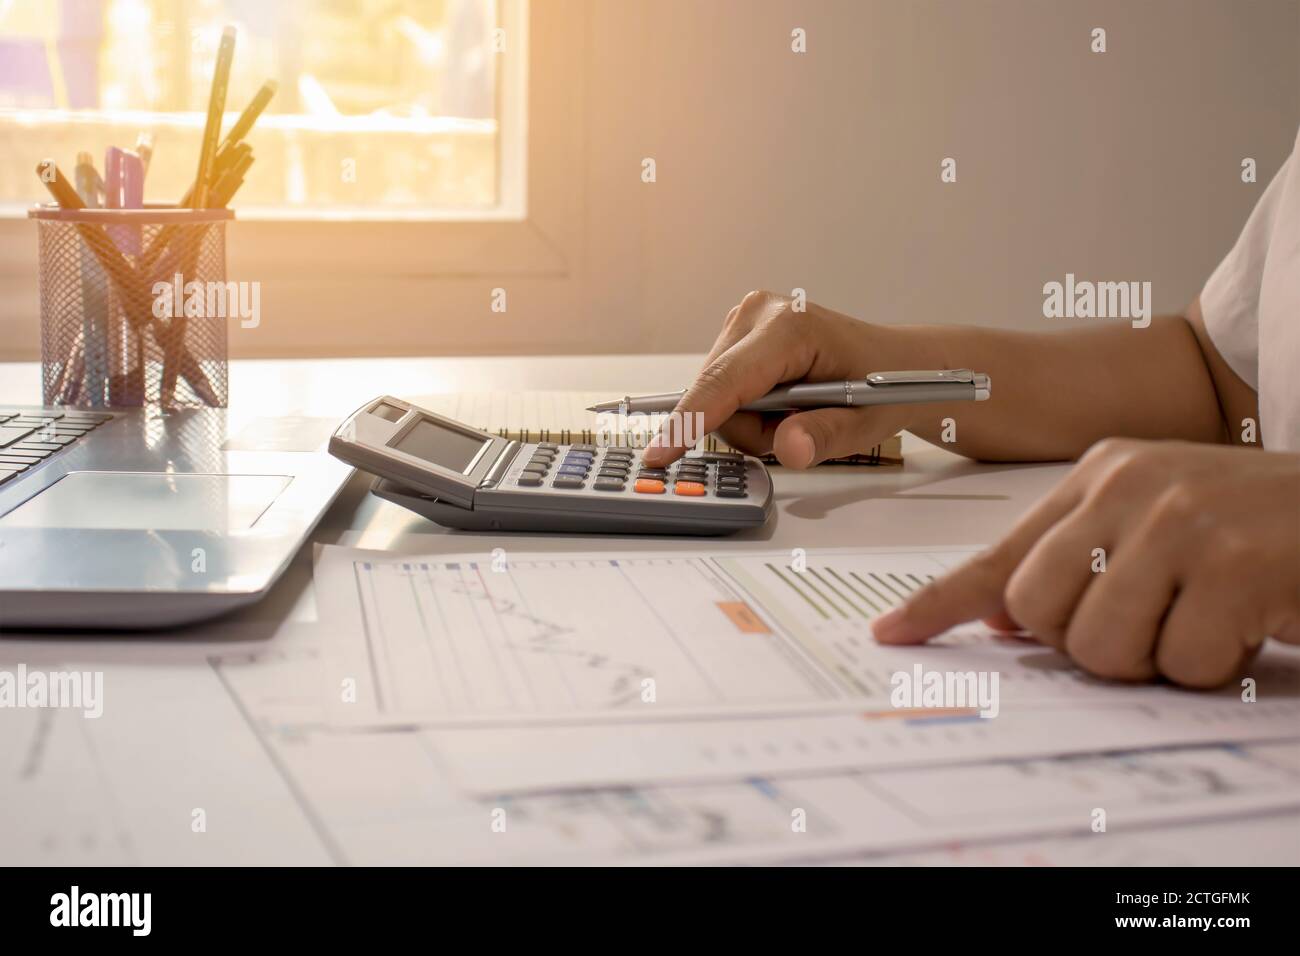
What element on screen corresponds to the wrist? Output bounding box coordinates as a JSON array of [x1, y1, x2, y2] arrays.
[[863, 323, 954, 433]]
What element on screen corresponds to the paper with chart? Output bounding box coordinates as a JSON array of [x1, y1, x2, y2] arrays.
[[311, 544, 866, 721], [90, 643, 1300, 865], [244, 721, 1300, 866], [312, 542, 1300, 719], [425, 697, 1300, 794], [5, 633, 1298, 867], [310, 542, 1300, 792]]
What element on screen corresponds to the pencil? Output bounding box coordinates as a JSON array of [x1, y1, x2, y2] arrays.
[[177, 81, 276, 209], [192, 26, 237, 210], [74, 152, 109, 406], [37, 161, 149, 403], [158, 153, 254, 406]]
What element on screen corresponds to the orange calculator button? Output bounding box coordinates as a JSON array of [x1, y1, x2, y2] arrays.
[[673, 481, 706, 497], [633, 478, 666, 494]]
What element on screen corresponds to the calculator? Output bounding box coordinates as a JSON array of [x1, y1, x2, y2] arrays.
[[328, 396, 773, 535]]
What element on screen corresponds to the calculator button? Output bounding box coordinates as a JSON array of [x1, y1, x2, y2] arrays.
[[718, 476, 745, 488], [676, 467, 708, 480], [633, 478, 665, 494], [593, 477, 625, 492], [636, 468, 667, 480], [527, 457, 553, 469], [603, 450, 635, 461], [521, 464, 548, 476], [516, 474, 543, 487], [715, 463, 746, 475], [562, 455, 594, 467], [673, 481, 706, 497], [537, 442, 559, 451], [569, 443, 597, 453], [552, 475, 585, 489], [715, 485, 748, 498], [597, 468, 629, 479], [530, 449, 556, 460], [557, 466, 589, 479]]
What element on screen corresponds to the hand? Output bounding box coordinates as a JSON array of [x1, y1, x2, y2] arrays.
[[873, 439, 1300, 688], [642, 291, 939, 469]]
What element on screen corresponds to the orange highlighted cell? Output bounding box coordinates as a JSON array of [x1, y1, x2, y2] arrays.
[[633, 478, 665, 494], [861, 708, 979, 720], [673, 481, 706, 496], [716, 601, 771, 633]]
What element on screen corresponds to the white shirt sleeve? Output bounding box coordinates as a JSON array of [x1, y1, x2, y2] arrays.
[[1199, 152, 1293, 391]]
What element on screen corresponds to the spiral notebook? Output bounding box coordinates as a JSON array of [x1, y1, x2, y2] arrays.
[[415, 391, 903, 466]]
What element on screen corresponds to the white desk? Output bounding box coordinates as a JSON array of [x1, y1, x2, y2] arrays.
[[4, 356, 1292, 866]]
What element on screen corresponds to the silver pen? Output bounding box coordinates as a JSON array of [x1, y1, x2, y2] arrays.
[[587, 369, 991, 414]]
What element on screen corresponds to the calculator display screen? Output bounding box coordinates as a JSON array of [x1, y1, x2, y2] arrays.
[[391, 419, 489, 473], [370, 401, 406, 423]]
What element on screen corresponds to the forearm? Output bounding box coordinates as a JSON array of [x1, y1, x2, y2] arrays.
[[888, 316, 1227, 461]]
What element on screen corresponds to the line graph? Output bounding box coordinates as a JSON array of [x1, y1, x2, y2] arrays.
[[340, 555, 838, 717]]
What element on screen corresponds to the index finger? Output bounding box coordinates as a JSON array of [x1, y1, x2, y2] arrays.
[[871, 476, 1086, 644], [642, 319, 809, 466]]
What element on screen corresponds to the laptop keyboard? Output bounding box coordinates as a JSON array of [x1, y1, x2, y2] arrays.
[[0, 408, 115, 486]]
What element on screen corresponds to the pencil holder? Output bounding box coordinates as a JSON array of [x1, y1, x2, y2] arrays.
[[29, 204, 235, 409]]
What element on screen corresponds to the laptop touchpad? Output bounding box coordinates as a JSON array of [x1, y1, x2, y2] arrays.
[[0, 472, 292, 531]]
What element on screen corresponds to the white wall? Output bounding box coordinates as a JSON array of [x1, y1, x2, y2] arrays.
[[580, 0, 1299, 353], [1, 0, 1296, 361]]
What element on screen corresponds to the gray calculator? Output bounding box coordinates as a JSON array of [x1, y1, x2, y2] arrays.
[[328, 396, 773, 535]]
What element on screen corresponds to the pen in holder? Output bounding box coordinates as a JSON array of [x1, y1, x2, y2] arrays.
[[29, 204, 234, 409]]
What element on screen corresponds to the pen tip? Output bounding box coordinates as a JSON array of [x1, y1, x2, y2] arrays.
[[584, 405, 598, 412]]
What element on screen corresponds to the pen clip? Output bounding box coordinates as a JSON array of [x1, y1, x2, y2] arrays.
[[866, 369, 975, 386]]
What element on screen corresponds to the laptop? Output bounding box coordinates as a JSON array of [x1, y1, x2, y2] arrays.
[[0, 404, 352, 629]]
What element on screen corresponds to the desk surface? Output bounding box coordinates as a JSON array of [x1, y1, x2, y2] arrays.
[[0, 356, 1070, 640], [13, 356, 1289, 866]]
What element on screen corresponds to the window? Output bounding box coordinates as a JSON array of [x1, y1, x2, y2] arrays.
[[0, 0, 580, 359], [0, 0, 525, 219]]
